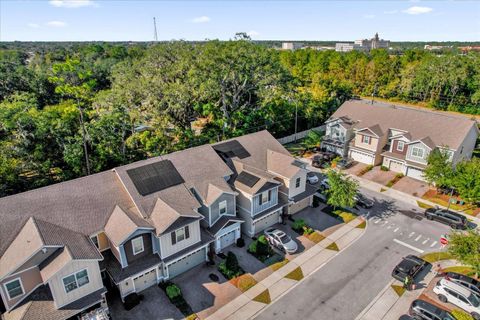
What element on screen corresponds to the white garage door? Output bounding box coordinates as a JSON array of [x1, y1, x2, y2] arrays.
[[406, 167, 424, 181], [218, 229, 237, 252], [133, 269, 157, 293], [350, 150, 375, 165], [389, 160, 404, 173], [253, 211, 280, 234], [167, 247, 206, 279]]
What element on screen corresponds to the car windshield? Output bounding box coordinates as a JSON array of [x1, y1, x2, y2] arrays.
[[280, 234, 291, 243], [468, 293, 480, 307], [307, 172, 315, 177]]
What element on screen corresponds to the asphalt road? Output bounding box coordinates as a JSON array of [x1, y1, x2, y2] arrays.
[[254, 187, 451, 320]]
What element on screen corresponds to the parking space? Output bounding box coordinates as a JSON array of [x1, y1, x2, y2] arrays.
[[293, 206, 343, 234], [392, 176, 430, 198], [343, 162, 369, 176], [272, 223, 316, 259], [362, 166, 398, 185]]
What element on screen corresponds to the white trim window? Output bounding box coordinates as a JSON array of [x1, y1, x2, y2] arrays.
[[397, 141, 405, 152], [259, 190, 271, 205], [362, 135, 371, 144], [62, 269, 89, 293], [4, 278, 24, 300], [219, 200, 227, 215], [295, 177, 301, 188], [171, 225, 190, 245], [412, 147, 424, 158], [132, 236, 144, 255]]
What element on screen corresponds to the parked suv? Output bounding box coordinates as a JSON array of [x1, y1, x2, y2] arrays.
[[392, 255, 428, 282], [424, 208, 468, 229], [409, 299, 455, 320], [433, 278, 480, 319], [445, 272, 480, 297]]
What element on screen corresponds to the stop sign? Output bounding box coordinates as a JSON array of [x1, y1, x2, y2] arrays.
[[440, 235, 448, 245]]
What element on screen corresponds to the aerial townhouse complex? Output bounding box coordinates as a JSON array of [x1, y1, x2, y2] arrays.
[[0, 130, 317, 320], [322, 100, 479, 181]]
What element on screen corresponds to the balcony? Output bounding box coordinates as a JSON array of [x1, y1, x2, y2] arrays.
[[322, 137, 345, 148]]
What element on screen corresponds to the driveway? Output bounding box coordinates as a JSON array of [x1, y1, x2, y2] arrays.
[[362, 166, 397, 185], [392, 176, 430, 198], [172, 263, 241, 319], [343, 162, 369, 176], [273, 222, 316, 260], [108, 285, 184, 320], [294, 206, 343, 234]]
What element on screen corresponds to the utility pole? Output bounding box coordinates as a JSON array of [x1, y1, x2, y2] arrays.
[[153, 17, 158, 42]]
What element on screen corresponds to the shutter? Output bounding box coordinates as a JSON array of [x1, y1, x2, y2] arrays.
[[268, 190, 272, 201], [171, 232, 176, 245], [258, 195, 262, 206], [185, 226, 190, 239]]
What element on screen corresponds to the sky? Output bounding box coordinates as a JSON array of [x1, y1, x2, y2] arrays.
[[1, 0, 479, 42]]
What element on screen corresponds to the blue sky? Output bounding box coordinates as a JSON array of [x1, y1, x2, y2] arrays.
[[1, 0, 479, 41]]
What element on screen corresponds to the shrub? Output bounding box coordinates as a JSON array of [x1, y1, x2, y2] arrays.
[[248, 240, 257, 253], [226, 252, 239, 272], [359, 165, 374, 176], [236, 238, 245, 247], [256, 235, 269, 256], [292, 219, 306, 232], [380, 165, 389, 171], [303, 226, 314, 235], [218, 260, 243, 279], [166, 284, 182, 300]]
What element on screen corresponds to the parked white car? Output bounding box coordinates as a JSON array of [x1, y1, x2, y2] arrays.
[[433, 278, 480, 319], [264, 228, 298, 254], [306, 172, 319, 184]]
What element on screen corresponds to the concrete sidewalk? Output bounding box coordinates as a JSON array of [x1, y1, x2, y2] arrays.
[[205, 217, 366, 320], [355, 260, 458, 320]]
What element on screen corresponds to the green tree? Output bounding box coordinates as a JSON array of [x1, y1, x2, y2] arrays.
[[424, 148, 454, 187], [325, 169, 359, 209], [447, 229, 480, 276], [452, 158, 480, 203], [303, 129, 324, 150]]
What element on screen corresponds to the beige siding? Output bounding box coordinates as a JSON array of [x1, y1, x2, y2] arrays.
[[1, 267, 43, 310], [354, 134, 379, 152], [236, 190, 252, 214], [48, 260, 103, 308], [158, 221, 201, 259], [118, 278, 135, 298], [288, 196, 312, 215], [288, 170, 307, 198], [108, 239, 121, 264], [453, 125, 478, 165], [97, 232, 110, 251]]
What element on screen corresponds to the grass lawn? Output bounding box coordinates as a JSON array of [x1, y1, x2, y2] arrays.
[[284, 141, 306, 157], [306, 231, 326, 243], [417, 201, 434, 209], [356, 221, 367, 229], [391, 284, 406, 297], [380, 188, 387, 192], [442, 266, 477, 278], [270, 259, 289, 271], [285, 267, 304, 281], [386, 174, 404, 188], [326, 242, 339, 251], [422, 189, 479, 216], [185, 314, 198, 320], [229, 274, 258, 292], [421, 251, 453, 263], [323, 206, 358, 223], [253, 289, 271, 304]]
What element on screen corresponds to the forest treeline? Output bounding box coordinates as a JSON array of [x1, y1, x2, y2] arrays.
[[1, 39, 479, 196]]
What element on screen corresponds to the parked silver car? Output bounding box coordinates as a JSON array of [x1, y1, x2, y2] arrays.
[[264, 228, 298, 254], [307, 172, 319, 184]]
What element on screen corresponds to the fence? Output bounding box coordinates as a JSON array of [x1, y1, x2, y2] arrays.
[[277, 125, 325, 145]]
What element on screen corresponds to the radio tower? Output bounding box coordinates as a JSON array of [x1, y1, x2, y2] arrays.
[[153, 17, 158, 42]]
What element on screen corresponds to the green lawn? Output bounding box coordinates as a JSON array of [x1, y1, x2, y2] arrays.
[[421, 251, 453, 263], [253, 289, 271, 304], [417, 201, 434, 209]]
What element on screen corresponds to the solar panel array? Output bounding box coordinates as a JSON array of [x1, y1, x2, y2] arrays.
[[127, 160, 185, 196], [212, 140, 250, 159], [236, 171, 260, 188]]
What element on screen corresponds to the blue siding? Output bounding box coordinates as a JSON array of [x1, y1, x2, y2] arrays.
[[252, 187, 278, 216]]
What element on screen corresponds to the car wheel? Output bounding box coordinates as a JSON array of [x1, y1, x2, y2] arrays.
[[438, 294, 448, 303], [472, 312, 480, 320], [450, 224, 457, 229], [427, 215, 433, 220]]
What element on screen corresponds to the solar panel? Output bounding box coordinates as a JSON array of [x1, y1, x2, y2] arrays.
[[127, 160, 185, 196], [236, 171, 260, 188], [213, 140, 250, 159]]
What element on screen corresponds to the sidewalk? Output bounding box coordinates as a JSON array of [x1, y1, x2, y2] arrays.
[[205, 217, 366, 320], [355, 260, 458, 320]]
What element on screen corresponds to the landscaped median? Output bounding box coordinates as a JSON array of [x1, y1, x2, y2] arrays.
[[205, 216, 366, 320]]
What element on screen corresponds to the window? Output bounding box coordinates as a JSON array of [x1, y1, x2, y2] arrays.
[[90, 235, 99, 249], [171, 226, 190, 245], [362, 135, 371, 144], [259, 190, 271, 205], [412, 147, 424, 158], [397, 141, 404, 152], [4, 278, 23, 300], [295, 177, 301, 188], [219, 200, 227, 215], [62, 269, 89, 293], [131, 236, 144, 255]]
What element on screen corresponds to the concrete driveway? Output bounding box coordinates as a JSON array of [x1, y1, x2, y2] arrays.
[[294, 206, 343, 235], [108, 285, 184, 320], [172, 263, 241, 319], [392, 176, 430, 198], [362, 166, 397, 186], [343, 162, 369, 176]]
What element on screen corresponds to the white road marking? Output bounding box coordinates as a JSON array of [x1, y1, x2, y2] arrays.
[[393, 228, 399, 233], [430, 241, 438, 247], [374, 219, 381, 224], [387, 225, 393, 230], [393, 239, 425, 253], [382, 221, 388, 226], [408, 232, 415, 238], [414, 235, 422, 242], [422, 238, 429, 245]]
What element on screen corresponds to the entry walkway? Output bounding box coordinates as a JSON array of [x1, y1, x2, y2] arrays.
[[205, 217, 366, 320]]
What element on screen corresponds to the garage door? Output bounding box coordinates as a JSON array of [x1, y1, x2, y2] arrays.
[[218, 229, 237, 252], [253, 211, 280, 234], [167, 247, 206, 279], [133, 269, 157, 293], [389, 160, 404, 173], [406, 167, 424, 181], [288, 197, 311, 215], [350, 150, 375, 165]]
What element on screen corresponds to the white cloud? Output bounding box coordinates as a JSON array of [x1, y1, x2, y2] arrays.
[[247, 30, 260, 37], [27, 23, 40, 28], [192, 16, 210, 23], [49, 0, 97, 8], [403, 6, 433, 15], [363, 14, 375, 19], [46, 20, 67, 27], [384, 10, 398, 15]]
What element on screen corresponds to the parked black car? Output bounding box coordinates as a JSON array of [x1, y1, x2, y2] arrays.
[[409, 299, 455, 320], [312, 151, 337, 168], [445, 272, 480, 297], [336, 158, 354, 169], [392, 255, 428, 282], [424, 208, 468, 229]]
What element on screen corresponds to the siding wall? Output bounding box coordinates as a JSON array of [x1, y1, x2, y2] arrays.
[[209, 193, 236, 226], [0, 267, 43, 310], [354, 134, 379, 152], [96, 232, 110, 251], [48, 260, 103, 308], [288, 170, 307, 198], [391, 139, 408, 155], [406, 142, 430, 164], [452, 125, 478, 165], [158, 220, 201, 259], [123, 232, 153, 265], [252, 187, 279, 216], [236, 191, 252, 213], [108, 239, 121, 265]]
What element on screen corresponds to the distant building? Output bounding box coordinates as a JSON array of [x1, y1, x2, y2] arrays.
[[459, 46, 480, 54], [424, 45, 453, 51], [336, 33, 389, 52], [282, 42, 303, 50]]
